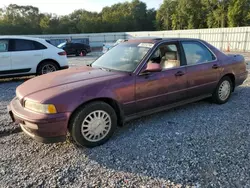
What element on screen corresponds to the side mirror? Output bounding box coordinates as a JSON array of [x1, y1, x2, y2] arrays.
[[144, 62, 162, 72]]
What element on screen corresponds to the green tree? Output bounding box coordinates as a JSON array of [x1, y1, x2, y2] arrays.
[[228, 0, 250, 27], [156, 0, 177, 30]]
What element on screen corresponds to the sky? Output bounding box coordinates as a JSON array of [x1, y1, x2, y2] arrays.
[[0, 0, 163, 15]]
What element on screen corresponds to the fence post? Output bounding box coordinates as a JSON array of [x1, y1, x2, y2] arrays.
[[221, 32, 224, 51], [178, 33, 180, 38], [114, 34, 116, 42], [198, 32, 201, 39], [244, 31, 248, 52], [104, 35, 106, 43]]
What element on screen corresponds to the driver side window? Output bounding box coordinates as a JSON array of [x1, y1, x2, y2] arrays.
[[147, 43, 181, 70]]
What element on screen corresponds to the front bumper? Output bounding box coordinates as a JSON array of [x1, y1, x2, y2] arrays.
[[60, 65, 69, 70], [7, 97, 70, 144]]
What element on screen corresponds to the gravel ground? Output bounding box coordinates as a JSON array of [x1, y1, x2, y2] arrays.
[[0, 52, 249, 187]]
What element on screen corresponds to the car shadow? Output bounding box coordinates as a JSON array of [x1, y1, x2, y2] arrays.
[[78, 85, 250, 186]]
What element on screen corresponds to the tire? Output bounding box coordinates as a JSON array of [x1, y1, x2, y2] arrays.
[[75, 50, 80, 56], [37, 61, 59, 75], [69, 101, 117, 148], [81, 50, 87, 56], [212, 76, 233, 104]]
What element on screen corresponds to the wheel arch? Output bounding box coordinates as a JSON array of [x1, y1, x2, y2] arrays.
[[68, 97, 125, 129], [221, 73, 235, 91]]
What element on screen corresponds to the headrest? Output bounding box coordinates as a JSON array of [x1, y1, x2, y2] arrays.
[[164, 51, 177, 60]]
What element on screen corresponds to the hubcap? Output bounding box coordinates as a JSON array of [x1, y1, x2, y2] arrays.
[[41, 64, 57, 74], [218, 80, 231, 101], [81, 110, 111, 142]]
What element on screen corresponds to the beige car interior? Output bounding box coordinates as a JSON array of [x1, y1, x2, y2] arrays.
[[159, 46, 180, 69]]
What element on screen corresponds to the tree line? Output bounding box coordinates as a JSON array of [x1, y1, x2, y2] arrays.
[[0, 0, 249, 35]]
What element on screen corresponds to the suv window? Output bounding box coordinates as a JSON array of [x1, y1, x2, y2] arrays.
[[34, 41, 47, 50], [13, 39, 35, 51], [0, 40, 9, 52], [181, 41, 216, 65], [147, 43, 181, 70], [12, 39, 47, 51]]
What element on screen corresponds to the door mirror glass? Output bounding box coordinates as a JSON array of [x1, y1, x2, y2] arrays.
[[144, 62, 162, 72]]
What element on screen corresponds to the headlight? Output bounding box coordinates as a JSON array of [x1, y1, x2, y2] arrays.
[[24, 100, 57, 114]]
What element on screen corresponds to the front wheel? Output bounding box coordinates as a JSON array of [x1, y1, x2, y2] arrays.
[[212, 76, 233, 104], [69, 102, 117, 148]]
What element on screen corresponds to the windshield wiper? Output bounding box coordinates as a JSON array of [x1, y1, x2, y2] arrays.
[[99, 67, 112, 72]]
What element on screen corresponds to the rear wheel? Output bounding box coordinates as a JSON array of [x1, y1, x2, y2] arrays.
[[212, 76, 233, 104], [69, 102, 117, 148], [37, 61, 59, 75], [81, 50, 87, 56]]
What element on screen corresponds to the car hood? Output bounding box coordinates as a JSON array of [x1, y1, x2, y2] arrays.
[[16, 66, 119, 100]]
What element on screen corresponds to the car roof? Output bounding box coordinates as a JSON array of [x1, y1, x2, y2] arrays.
[[0, 36, 45, 42], [126, 37, 201, 43]]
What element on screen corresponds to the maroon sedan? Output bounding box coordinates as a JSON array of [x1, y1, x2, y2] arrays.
[[7, 37, 248, 147]]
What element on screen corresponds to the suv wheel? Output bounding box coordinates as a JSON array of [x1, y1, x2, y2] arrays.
[[81, 50, 87, 56], [69, 102, 117, 147], [37, 61, 59, 75]]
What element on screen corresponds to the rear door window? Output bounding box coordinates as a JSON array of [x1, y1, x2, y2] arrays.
[[0, 40, 9, 52], [181, 41, 216, 65], [13, 39, 36, 51]]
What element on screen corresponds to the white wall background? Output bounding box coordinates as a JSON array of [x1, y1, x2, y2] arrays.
[[19, 26, 250, 52]]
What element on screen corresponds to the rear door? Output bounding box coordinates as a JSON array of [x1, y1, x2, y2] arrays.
[[10, 39, 44, 73], [181, 40, 220, 98], [0, 39, 11, 72]]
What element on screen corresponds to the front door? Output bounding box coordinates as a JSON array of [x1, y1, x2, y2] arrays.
[[181, 41, 220, 98], [0, 39, 11, 72], [135, 42, 188, 113], [64, 43, 74, 55]]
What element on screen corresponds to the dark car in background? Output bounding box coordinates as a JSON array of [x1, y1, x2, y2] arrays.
[[57, 41, 91, 56]]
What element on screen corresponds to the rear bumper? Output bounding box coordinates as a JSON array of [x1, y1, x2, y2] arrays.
[[86, 48, 91, 53], [235, 71, 248, 86], [7, 97, 70, 144]]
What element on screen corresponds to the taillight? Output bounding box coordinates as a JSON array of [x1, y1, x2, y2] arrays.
[[58, 51, 67, 56]]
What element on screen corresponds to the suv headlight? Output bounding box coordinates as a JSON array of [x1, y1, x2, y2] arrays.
[[24, 100, 57, 114]]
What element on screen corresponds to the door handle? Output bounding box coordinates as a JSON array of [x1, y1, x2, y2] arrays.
[[212, 64, 219, 69], [175, 71, 185, 76]]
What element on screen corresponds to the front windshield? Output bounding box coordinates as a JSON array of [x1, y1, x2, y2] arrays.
[[92, 42, 153, 72], [57, 42, 66, 48]]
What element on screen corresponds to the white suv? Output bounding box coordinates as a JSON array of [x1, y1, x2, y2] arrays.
[[0, 36, 69, 77]]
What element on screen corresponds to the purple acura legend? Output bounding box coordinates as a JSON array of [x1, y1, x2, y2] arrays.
[[7, 37, 248, 147]]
